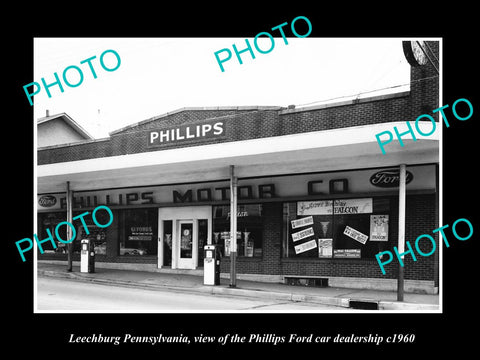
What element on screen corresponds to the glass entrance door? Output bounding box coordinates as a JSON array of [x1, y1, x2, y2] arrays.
[[180, 221, 193, 259], [177, 220, 196, 269], [157, 206, 212, 270]]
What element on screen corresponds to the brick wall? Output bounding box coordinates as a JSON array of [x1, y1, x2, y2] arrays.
[[38, 95, 413, 164], [410, 41, 439, 116], [373, 194, 438, 282], [220, 202, 283, 275]]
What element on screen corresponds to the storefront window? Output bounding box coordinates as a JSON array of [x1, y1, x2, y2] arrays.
[[197, 219, 208, 265], [77, 210, 109, 255], [121, 208, 158, 256], [37, 212, 68, 254], [213, 204, 263, 257], [283, 198, 391, 259], [163, 220, 172, 266], [37, 210, 114, 256]]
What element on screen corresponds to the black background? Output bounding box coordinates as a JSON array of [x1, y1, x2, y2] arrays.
[[6, 4, 477, 356]]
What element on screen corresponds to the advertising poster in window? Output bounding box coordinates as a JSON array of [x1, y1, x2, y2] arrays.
[[291, 227, 315, 242], [181, 227, 192, 250], [297, 198, 373, 216], [291, 216, 314, 229], [294, 239, 317, 254], [334, 198, 373, 214], [334, 249, 361, 258], [297, 200, 333, 215], [221, 232, 230, 256], [343, 226, 369, 244], [370, 215, 389, 241], [128, 226, 153, 241], [318, 238, 333, 258]]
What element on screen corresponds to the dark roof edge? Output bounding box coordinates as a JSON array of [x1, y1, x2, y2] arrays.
[[279, 91, 411, 115], [109, 106, 284, 135], [37, 136, 110, 150], [37, 112, 94, 140]]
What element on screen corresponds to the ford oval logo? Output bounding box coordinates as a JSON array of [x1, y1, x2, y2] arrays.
[[370, 170, 413, 188], [38, 195, 57, 207]]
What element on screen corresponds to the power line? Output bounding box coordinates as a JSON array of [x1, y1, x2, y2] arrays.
[[294, 75, 439, 108]]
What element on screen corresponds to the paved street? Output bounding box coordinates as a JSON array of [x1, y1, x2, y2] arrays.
[[36, 277, 348, 312]]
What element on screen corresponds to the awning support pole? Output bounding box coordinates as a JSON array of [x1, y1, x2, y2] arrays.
[[229, 165, 237, 288], [66, 181, 73, 272], [397, 164, 406, 301]]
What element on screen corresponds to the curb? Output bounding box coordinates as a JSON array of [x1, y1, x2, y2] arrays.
[[38, 269, 350, 307], [38, 269, 208, 293], [378, 301, 439, 311], [37, 270, 439, 311], [209, 286, 350, 308]]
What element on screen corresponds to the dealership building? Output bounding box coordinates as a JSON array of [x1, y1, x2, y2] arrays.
[[37, 41, 440, 294]]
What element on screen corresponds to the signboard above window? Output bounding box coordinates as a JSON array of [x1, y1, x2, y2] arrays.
[[37, 165, 436, 211], [297, 198, 373, 216]]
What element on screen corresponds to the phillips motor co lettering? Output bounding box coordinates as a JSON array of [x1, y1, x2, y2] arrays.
[[50, 178, 350, 209]]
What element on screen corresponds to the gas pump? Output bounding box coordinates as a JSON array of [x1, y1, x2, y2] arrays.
[[80, 239, 95, 273], [203, 244, 220, 285]]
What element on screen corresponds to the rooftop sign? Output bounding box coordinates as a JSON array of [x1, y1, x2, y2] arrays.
[[147, 120, 225, 147]]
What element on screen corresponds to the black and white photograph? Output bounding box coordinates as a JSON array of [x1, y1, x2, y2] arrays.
[[7, 6, 478, 355], [33, 37, 440, 314]]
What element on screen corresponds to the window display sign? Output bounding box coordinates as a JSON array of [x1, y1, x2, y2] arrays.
[[297, 198, 373, 216], [291, 216, 314, 229], [291, 227, 314, 242], [181, 227, 192, 250], [343, 226, 369, 244], [128, 226, 153, 241], [220, 231, 242, 240], [318, 239, 333, 258], [297, 200, 332, 215], [224, 238, 231, 256], [245, 244, 254, 257], [334, 249, 361, 258], [221, 231, 241, 256], [294, 239, 317, 254], [370, 215, 389, 241], [334, 198, 372, 214], [319, 221, 331, 237]]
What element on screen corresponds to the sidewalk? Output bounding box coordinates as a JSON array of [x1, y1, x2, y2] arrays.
[[37, 262, 440, 311]]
